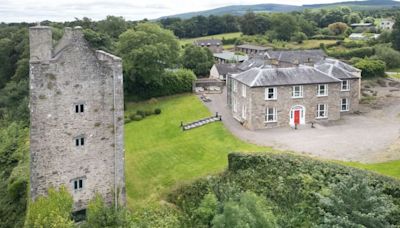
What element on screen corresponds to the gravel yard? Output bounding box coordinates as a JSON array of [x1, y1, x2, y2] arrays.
[[202, 78, 400, 163]]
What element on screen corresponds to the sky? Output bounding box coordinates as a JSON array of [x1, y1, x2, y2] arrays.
[[0, 0, 385, 23]]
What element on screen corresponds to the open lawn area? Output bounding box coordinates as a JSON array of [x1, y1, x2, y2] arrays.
[[124, 94, 400, 210], [179, 32, 242, 47], [278, 39, 337, 49], [124, 94, 271, 209]]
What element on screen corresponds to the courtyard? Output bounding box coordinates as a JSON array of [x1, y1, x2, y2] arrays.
[[203, 78, 400, 163]]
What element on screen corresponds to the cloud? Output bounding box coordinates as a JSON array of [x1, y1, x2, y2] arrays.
[[0, 0, 395, 23]]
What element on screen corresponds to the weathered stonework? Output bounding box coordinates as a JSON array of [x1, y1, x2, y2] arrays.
[[29, 26, 125, 211]]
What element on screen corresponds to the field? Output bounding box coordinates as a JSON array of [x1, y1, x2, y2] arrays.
[[179, 32, 242, 47], [277, 39, 337, 49], [124, 94, 271, 209], [124, 94, 400, 210]]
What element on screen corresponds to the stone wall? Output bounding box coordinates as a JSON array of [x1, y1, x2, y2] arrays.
[[29, 26, 125, 211]]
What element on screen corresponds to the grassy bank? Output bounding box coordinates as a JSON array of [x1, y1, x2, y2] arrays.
[[124, 94, 272, 209]]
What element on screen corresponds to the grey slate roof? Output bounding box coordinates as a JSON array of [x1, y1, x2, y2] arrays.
[[237, 44, 272, 51], [236, 57, 270, 71], [215, 63, 238, 75], [194, 39, 222, 46], [265, 50, 327, 64], [315, 58, 361, 79], [213, 51, 248, 62], [232, 66, 341, 87]]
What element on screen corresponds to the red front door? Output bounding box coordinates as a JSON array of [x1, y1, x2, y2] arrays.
[[294, 110, 300, 125]]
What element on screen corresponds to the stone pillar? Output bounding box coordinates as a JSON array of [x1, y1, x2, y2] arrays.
[[29, 26, 52, 62]]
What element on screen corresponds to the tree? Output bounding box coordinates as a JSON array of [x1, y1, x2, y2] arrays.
[[97, 16, 127, 39], [239, 11, 259, 35], [291, 32, 307, 44], [318, 175, 397, 227], [84, 194, 133, 228], [345, 12, 361, 24], [24, 187, 74, 228], [182, 44, 214, 77], [0, 38, 15, 89], [354, 58, 386, 78], [212, 192, 277, 228], [271, 13, 299, 41], [373, 44, 400, 69], [392, 15, 400, 51], [328, 22, 349, 35], [117, 23, 181, 86]]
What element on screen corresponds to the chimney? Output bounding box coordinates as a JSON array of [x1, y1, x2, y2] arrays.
[[29, 26, 52, 61]]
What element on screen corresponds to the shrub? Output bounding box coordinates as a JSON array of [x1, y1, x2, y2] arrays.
[[25, 187, 74, 227], [136, 110, 145, 117], [291, 32, 308, 44], [154, 108, 161, 115], [373, 44, 400, 69], [310, 35, 345, 40], [328, 47, 375, 59], [355, 59, 386, 78], [318, 175, 397, 227], [132, 68, 196, 99], [131, 114, 143, 121], [84, 194, 133, 227], [145, 110, 154, 116]]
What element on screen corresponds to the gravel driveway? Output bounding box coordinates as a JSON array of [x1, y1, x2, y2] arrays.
[[202, 80, 400, 163]]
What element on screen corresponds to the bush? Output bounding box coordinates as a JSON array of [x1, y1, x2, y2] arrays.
[[132, 68, 196, 99], [291, 32, 307, 44], [154, 108, 161, 115], [145, 110, 154, 116], [373, 44, 400, 69], [84, 194, 133, 227], [136, 110, 145, 117], [25, 187, 74, 227], [131, 114, 144, 121], [355, 59, 386, 78], [310, 35, 345, 40], [169, 153, 400, 227], [328, 47, 375, 59]]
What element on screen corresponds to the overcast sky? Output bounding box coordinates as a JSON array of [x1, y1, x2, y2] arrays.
[[0, 0, 385, 23]]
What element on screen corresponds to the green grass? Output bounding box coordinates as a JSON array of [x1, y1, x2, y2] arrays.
[[124, 93, 400, 210], [388, 68, 400, 73], [343, 161, 400, 179], [179, 32, 242, 46], [283, 39, 337, 49], [124, 94, 271, 209]]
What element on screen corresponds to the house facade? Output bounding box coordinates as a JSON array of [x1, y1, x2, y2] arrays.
[[210, 63, 237, 80], [29, 26, 125, 212], [379, 18, 395, 30], [227, 55, 361, 130]]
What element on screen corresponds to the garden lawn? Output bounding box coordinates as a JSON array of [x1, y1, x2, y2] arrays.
[[124, 94, 271, 209], [344, 160, 400, 179], [179, 32, 242, 46]]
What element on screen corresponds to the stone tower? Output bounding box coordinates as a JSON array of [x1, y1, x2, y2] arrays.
[[29, 26, 125, 211]]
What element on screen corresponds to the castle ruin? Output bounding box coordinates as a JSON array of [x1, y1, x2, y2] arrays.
[[29, 26, 125, 211]]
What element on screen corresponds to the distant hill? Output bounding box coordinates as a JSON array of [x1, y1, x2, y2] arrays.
[[161, 0, 400, 19]]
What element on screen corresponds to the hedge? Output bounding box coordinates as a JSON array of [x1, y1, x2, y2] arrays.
[[328, 47, 375, 59], [132, 68, 196, 99], [354, 59, 386, 78]]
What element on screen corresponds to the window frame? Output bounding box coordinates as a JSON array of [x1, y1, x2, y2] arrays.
[[341, 98, 349, 112], [317, 84, 328, 96], [265, 87, 277, 100], [241, 84, 246, 97], [265, 107, 278, 123], [232, 80, 238, 92], [242, 105, 247, 120], [75, 103, 85, 113], [73, 178, 84, 191], [292, 85, 303, 98], [341, 80, 350, 91], [317, 104, 328, 119], [75, 136, 85, 147], [232, 97, 237, 113]]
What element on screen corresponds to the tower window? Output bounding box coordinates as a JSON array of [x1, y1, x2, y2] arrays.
[[75, 104, 85, 113], [73, 178, 84, 190], [75, 136, 85, 147]]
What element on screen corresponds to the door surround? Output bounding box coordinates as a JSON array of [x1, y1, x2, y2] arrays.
[[290, 105, 306, 125]]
